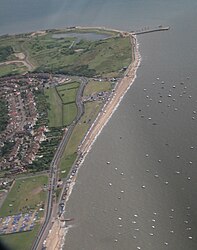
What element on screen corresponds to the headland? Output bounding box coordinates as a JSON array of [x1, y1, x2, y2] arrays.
[[0, 26, 140, 250]]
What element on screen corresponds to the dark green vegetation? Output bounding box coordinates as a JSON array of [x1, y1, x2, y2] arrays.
[[45, 81, 79, 127], [0, 99, 8, 133], [29, 128, 63, 171], [30, 89, 64, 171], [0, 46, 13, 62], [34, 88, 49, 127], [0, 175, 48, 217], [0, 224, 40, 250], [0, 140, 15, 158]]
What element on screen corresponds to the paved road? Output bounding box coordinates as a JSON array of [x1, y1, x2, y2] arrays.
[[31, 77, 87, 250]]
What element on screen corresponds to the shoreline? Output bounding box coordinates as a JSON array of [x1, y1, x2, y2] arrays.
[[45, 32, 141, 250]]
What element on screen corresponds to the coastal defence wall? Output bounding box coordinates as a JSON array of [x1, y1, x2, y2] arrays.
[[134, 26, 170, 35]]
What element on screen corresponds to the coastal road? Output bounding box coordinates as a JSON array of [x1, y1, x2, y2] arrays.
[[31, 77, 87, 250]]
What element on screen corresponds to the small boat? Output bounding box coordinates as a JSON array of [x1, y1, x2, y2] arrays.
[[64, 218, 74, 222]]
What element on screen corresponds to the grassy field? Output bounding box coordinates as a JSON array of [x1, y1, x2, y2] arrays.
[[23, 34, 76, 70], [45, 82, 79, 127], [0, 63, 27, 77], [55, 27, 117, 36], [56, 81, 79, 92], [84, 80, 112, 96], [60, 101, 102, 177], [58, 87, 78, 104], [44, 87, 62, 127], [62, 103, 77, 126], [0, 224, 40, 250], [0, 29, 132, 77], [0, 176, 48, 217]]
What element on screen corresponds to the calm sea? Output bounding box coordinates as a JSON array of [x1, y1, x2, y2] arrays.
[[1, 1, 197, 249]]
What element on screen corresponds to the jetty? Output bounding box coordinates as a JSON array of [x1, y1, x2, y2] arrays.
[[133, 26, 170, 35]]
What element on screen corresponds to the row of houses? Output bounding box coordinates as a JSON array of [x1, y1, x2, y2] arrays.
[[0, 75, 51, 174]]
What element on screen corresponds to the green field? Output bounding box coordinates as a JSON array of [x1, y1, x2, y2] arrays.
[[84, 80, 112, 96], [62, 103, 77, 126], [45, 82, 79, 127], [0, 224, 40, 250], [0, 63, 27, 77], [60, 101, 102, 177], [32, 35, 132, 77], [45, 87, 62, 127], [58, 87, 78, 104], [56, 81, 79, 92], [0, 29, 132, 77], [0, 176, 48, 217], [58, 27, 117, 36]]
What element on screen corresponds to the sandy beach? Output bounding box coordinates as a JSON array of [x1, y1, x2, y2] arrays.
[[45, 32, 140, 250], [79, 33, 140, 156]]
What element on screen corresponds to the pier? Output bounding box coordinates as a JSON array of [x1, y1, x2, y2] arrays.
[[133, 26, 170, 35]]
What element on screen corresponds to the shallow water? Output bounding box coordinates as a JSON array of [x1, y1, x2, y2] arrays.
[[52, 32, 110, 41]]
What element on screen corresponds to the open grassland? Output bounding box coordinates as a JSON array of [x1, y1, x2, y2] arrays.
[[62, 103, 77, 126], [57, 86, 78, 104], [23, 33, 75, 69], [0, 176, 48, 217], [0, 63, 27, 77], [57, 27, 117, 36], [56, 81, 79, 91], [60, 101, 102, 177], [39, 35, 132, 78], [0, 224, 40, 250], [84, 80, 112, 96], [45, 82, 79, 127], [44, 87, 62, 127], [0, 29, 132, 77]]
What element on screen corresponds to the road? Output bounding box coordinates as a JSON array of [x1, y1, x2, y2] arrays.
[[31, 77, 87, 250]]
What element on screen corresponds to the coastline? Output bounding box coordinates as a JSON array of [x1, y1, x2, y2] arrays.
[[45, 32, 141, 250]]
